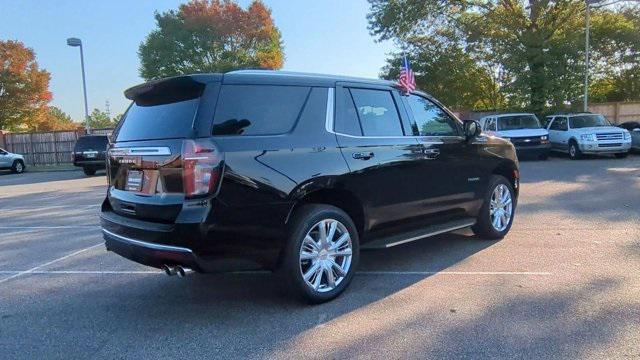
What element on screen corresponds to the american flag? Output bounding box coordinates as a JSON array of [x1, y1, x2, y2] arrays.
[[398, 56, 416, 93]]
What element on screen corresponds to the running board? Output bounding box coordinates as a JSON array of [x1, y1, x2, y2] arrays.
[[361, 218, 476, 249]]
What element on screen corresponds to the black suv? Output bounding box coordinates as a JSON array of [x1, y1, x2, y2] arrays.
[[73, 135, 109, 175], [101, 71, 519, 303]]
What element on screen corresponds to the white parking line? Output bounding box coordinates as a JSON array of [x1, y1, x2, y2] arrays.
[[0, 269, 552, 276], [0, 243, 103, 284], [0, 226, 99, 229], [358, 271, 552, 276], [1, 205, 99, 211]]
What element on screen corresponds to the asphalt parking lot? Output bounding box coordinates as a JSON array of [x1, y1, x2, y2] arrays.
[[1, 155, 639, 359]]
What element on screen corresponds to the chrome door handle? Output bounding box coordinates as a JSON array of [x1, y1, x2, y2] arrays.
[[423, 148, 440, 159], [352, 152, 375, 160]]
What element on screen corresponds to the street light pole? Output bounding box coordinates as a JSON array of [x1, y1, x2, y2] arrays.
[[67, 38, 90, 134], [584, 2, 591, 112]]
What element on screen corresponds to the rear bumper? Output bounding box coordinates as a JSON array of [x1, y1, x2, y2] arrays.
[[103, 228, 200, 270], [74, 160, 106, 167], [100, 204, 286, 273]]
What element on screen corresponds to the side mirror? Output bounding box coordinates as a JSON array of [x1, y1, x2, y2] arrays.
[[463, 120, 482, 139]]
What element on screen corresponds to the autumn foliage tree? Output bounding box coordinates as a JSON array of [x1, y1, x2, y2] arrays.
[[139, 0, 284, 80], [0, 40, 52, 131]]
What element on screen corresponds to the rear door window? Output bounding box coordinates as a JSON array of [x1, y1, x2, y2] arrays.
[[115, 99, 200, 142], [334, 89, 363, 136], [349, 88, 403, 136], [212, 85, 310, 135]]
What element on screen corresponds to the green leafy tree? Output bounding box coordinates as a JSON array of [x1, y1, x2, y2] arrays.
[[368, 1, 640, 113], [85, 108, 116, 129], [139, 0, 284, 80], [0, 40, 52, 130]]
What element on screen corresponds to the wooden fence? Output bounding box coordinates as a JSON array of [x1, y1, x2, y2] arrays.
[[453, 101, 640, 124], [0, 128, 113, 166]]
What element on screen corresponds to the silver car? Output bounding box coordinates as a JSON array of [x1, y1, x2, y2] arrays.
[[619, 121, 640, 151], [0, 148, 26, 173]]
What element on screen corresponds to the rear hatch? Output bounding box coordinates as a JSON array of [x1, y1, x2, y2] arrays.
[[74, 135, 109, 162], [107, 76, 223, 223]]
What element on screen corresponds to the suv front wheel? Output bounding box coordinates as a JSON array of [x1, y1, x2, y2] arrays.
[[280, 204, 359, 303], [568, 140, 582, 160], [472, 175, 516, 239]]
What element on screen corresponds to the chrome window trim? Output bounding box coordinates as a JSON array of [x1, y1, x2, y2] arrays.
[[109, 147, 171, 156], [102, 228, 194, 254], [324, 88, 447, 143]]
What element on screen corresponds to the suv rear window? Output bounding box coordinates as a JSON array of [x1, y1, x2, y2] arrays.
[[74, 136, 109, 150], [115, 98, 200, 142], [212, 85, 310, 135]]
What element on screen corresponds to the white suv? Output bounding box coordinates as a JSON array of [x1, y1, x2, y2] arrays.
[[545, 113, 632, 159], [480, 113, 551, 160]]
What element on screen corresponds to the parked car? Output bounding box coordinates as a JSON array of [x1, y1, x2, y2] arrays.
[[618, 121, 640, 151], [479, 113, 550, 160], [101, 71, 520, 303], [73, 135, 109, 175], [0, 148, 25, 173], [546, 113, 632, 159]]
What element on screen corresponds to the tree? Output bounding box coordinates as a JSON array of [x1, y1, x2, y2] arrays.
[[368, 1, 640, 113], [139, 0, 284, 80], [380, 37, 504, 110], [84, 108, 117, 129], [37, 106, 78, 131], [0, 40, 52, 130]]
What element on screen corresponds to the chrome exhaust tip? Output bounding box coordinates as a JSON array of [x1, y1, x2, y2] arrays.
[[163, 265, 177, 276], [176, 266, 186, 278]]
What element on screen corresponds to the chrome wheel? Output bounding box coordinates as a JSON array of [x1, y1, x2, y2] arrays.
[[15, 162, 23, 173], [299, 219, 353, 293], [489, 184, 513, 232], [569, 145, 576, 158]]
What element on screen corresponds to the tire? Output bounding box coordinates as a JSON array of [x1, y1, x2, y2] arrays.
[[615, 152, 628, 159], [568, 140, 582, 160], [472, 175, 516, 240], [83, 167, 96, 176], [538, 153, 549, 160], [11, 160, 25, 174], [279, 204, 359, 304]]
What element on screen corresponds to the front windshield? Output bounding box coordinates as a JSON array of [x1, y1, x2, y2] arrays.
[[569, 114, 610, 128], [497, 115, 541, 130]]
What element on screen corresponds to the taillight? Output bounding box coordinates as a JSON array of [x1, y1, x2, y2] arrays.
[[182, 138, 223, 198]]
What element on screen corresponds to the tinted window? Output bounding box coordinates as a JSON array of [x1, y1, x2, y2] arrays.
[[350, 88, 403, 136], [212, 85, 310, 135], [116, 99, 199, 142], [497, 115, 541, 130], [550, 117, 568, 131], [334, 89, 362, 136], [569, 114, 609, 128], [406, 95, 457, 136], [74, 136, 109, 151], [485, 118, 496, 131]]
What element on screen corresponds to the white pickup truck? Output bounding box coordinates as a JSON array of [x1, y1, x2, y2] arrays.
[[480, 113, 551, 160], [545, 113, 632, 159], [0, 147, 25, 173]]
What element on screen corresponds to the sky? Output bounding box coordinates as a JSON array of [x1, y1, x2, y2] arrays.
[[0, 0, 395, 121]]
